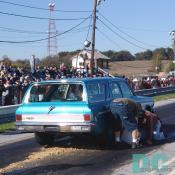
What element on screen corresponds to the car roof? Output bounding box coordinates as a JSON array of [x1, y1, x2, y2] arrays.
[[32, 77, 126, 85]]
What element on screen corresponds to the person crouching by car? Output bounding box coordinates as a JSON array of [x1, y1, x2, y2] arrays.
[[139, 106, 160, 145], [110, 98, 142, 149]]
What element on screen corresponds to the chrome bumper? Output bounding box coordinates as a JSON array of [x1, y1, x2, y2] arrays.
[[16, 122, 95, 133]]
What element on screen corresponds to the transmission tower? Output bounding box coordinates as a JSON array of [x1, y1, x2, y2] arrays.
[[48, 2, 58, 56]]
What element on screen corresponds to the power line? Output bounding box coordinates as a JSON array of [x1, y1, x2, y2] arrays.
[[97, 28, 122, 49], [0, 26, 47, 34], [0, 25, 90, 41], [98, 18, 148, 50], [0, 11, 90, 20], [99, 13, 159, 48], [0, 0, 91, 13], [0, 16, 90, 43], [112, 26, 169, 33], [0, 25, 90, 35]]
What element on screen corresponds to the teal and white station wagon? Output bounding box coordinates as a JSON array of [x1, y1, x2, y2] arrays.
[[16, 77, 154, 145]]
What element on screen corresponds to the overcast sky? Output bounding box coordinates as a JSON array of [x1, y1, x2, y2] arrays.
[[0, 0, 174, 60]]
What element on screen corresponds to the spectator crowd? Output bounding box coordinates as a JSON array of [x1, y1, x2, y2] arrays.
[[0, 63, 105, 106], [0, 63, 174, 106], [128, 76, 175, 90]]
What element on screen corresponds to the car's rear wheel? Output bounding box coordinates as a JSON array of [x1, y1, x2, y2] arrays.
[[35, 132, 55, 146], [99, 127, 115, 147]]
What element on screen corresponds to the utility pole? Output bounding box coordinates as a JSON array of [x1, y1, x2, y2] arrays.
[[90, 0, 98, 73], [170, 31, 175, 77], [30, 55, 36, 73]]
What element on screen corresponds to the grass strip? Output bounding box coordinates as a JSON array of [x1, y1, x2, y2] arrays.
[[0, 122, 15, 133], [153, 92, 175, 102]]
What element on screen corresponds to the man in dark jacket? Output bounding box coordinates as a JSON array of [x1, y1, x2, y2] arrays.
[[4, 80, 14, 105], [0, 79, 6, 106]]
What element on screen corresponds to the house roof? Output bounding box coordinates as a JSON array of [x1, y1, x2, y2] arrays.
[[71, 50, 110, 60]]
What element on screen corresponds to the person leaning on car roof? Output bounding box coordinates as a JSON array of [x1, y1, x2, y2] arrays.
[[110, 98, 161, 148]]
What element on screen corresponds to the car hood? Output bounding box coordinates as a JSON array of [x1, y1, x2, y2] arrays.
[[130, 95, 154, 107]]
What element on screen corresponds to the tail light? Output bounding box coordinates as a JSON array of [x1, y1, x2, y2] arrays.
[[16, 114, 22, 121], [84, 114, 91, 122]]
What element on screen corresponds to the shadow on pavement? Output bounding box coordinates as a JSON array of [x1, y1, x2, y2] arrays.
[[6, 163, 93, 175]]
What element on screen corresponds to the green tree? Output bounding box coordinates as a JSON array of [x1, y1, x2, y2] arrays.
[[102, 50, 134, 61], [40, 55, 60, 67], [135, 50, 153, 60], [12, 59, 30, 69], [166, 61, 175, 73], [102, 50, 116, 59], [164, 47, 174, 60], [153, 48, 169, 60], [2, 55, 12, 66], [116, 51, 135, 61], [152, 50, 163, 73], [40, 50, 80, 67]]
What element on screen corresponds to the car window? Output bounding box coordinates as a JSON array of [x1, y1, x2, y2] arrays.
[[118, 81, 133, 98], [28, 83, 83, 102], [66, 84, 83, 101], [87, 82, 105, 102], [109, 82, 122, 99]]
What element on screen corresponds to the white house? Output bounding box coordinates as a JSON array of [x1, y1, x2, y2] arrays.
[[71, 50, 110, 69]]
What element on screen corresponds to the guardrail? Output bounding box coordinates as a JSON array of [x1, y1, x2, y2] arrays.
[[0, 104, 20, 124], [135, 86, 175, 96], [0, 86, 175, 124]]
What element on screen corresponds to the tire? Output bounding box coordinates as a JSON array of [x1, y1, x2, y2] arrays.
[[97, 128, 115, 147], [35, 132, 55, 146], [97, 113, 118, 147], [97, 118, 116, 147]]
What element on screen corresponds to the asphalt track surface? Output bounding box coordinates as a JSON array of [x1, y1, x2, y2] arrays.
[[0, 99, 175, 175]]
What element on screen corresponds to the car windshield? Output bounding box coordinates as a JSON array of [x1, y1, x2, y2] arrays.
[[27, 83, 83, 102]]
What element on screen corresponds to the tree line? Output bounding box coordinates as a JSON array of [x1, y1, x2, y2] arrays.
[[1, 47, 174, 73], [102, 47, 174, 61]]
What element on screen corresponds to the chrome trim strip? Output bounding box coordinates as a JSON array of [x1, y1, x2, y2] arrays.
[[16, 122, 95, 126]]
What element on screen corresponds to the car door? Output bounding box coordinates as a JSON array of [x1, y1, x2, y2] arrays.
[[86, 81, 108, 133]]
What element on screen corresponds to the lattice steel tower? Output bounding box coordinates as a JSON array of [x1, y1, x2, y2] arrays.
[[48, 2, 58, 56]]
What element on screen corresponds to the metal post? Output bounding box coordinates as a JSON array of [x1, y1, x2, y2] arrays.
[[173, 37, 175, 78], [30, 55, 36, 73], [90, 0, 98, 73], [173, 43, 175, 78], [170, 31, 175, 77]]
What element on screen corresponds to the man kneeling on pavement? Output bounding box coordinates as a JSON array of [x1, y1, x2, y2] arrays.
[[110, 98, 160, 149]]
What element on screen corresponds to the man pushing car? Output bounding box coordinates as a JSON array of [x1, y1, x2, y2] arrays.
[[110, 98, 164, 149]]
